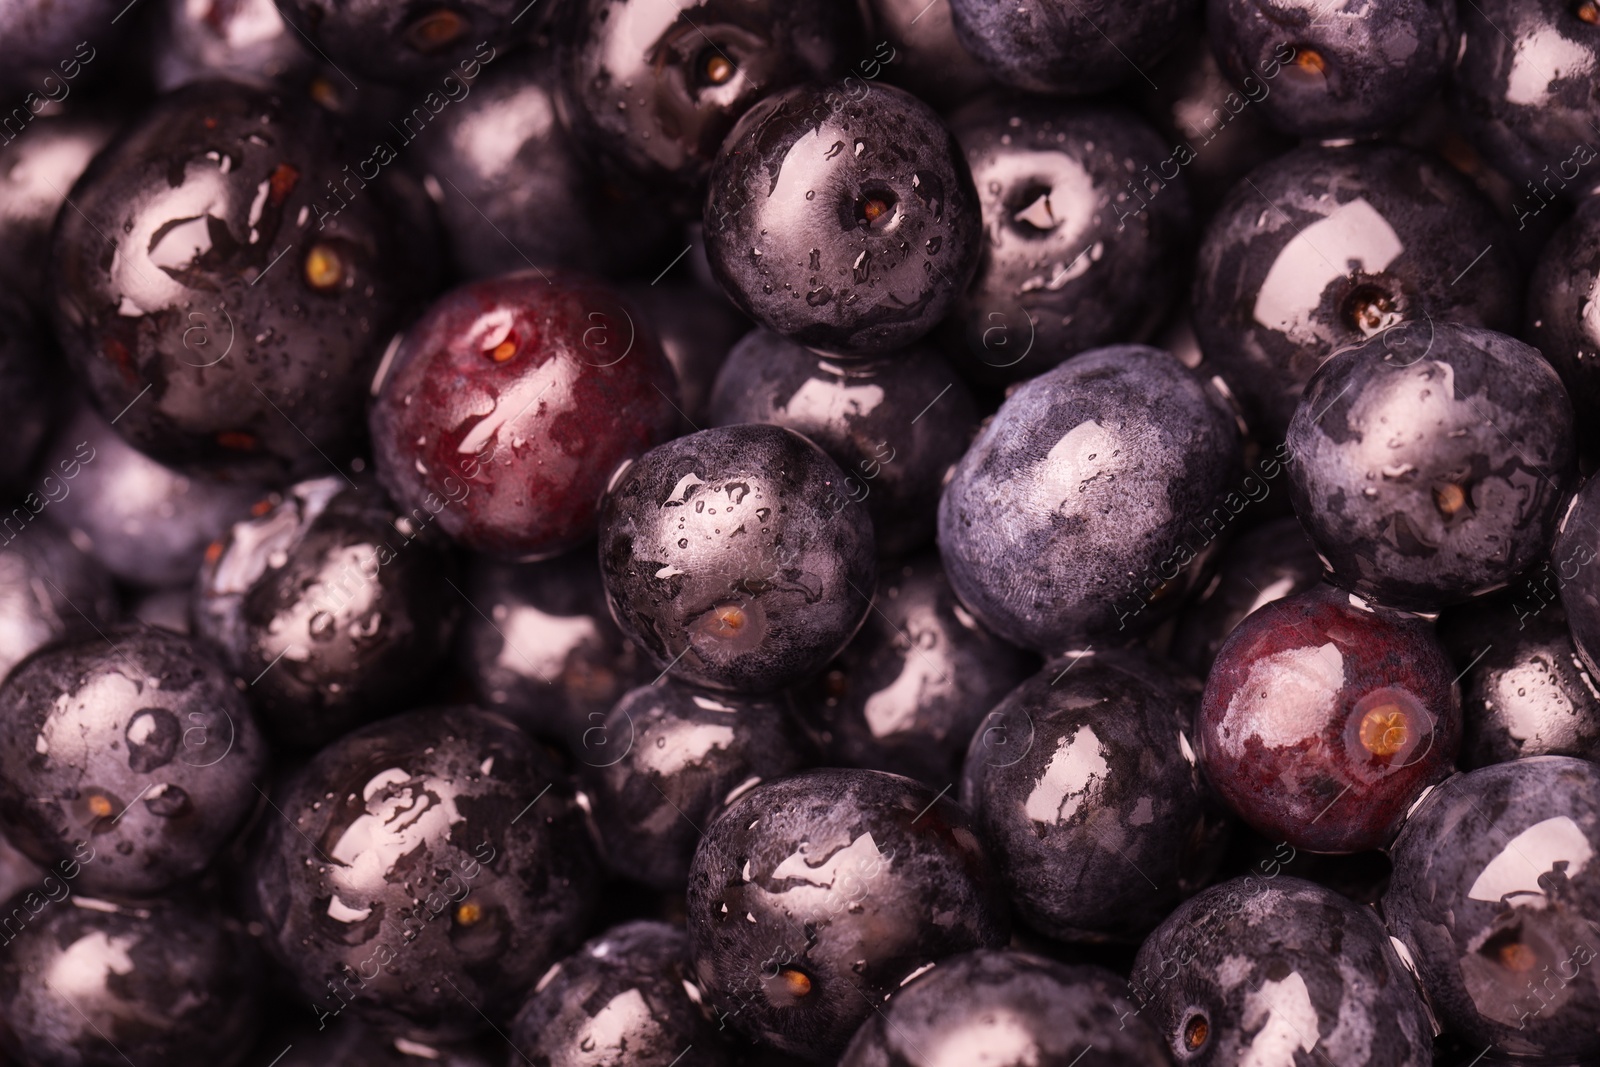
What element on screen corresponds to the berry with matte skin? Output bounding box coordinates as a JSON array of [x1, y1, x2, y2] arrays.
[[708, 329, 978, 556], [944, 98, 1193, 386], [276, 1, 533, 85], [1197, 583, 1460, 853], [51, 80, 440, 482], [598, 424, 876, 693], [45, 402, 264, 588], [562, 0, 865, 199], [248, 706, 600, 1038], [193, 476, 459, 748], [1385, 757, 1600, 1063], [457, 548, 651, 750], [0, 625, 267, 897], [948, 0, 1197, 95], [704, 81, 981, 358], [686, 768, 1009, 1061], [369, 270, 680, 560], [839, 950, 1171, 1067], [1287, 323, 1575, 611], [0, 895, 261, 1067], [1438, 596, 1600, 768], [411, 48, 680, 280], [1192, 143, 1518, 440], [1528, 195, 1600, 451], [802, 550, 1036, 786], [585, 680, 816, 890], [1208, 0, 1457, 137], [937, 344, 1241, 654], [1130, 876, 1432, 1066], [1453, 0, 1600, 193], [1170, 516, 1325, 675], [962, 650, 1229, 943], [510, 921, 734, 1067]]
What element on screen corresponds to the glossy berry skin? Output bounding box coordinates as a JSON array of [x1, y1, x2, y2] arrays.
[[1555, 472, 1600, 683], [0, 112, 118, 306], [1528, 196, 1600, 450], [0, 625, 266, 897], [685, 768, 1010, 1061], [0, 518, 117, 682], [839, 950, 1171, 1067], [704, 81, 981, 358], [1130, 876, 1432, 1067], [597, 424, 876, 694], [51, 81, 439, 483], [1197, 583, 1460, 853], [1208, 0, 1456, 137], [277, 1, 532, 85], [249, 706, 600, 1038], [510, 921, 734, 1067], [458, 548, 651, 750], [623, 282, 747, 431], [585, 680, 816, 890], [370, 270, 679, 560], [944, 98, 1193, 386], [193, 477, 460, 748], [708, 329, 978, 556], [45, 402, 264, 587], [562, 0, 864, 199], [1438, 597, 1600, 768], [411, 49, 680, 281], [1385, 758, 1600, 1063], [1171, 516, 1325, 675], [0, 896, 261, 1067], [1192, 143, 1518, 440], [948, 0, 1196, 95], [938, 345, 1241, 654], [802, 551, 1036, 786], [152, 0, 314, 91], [1287, 323, 1576, 611], [1453, 0, 1600, 193], [962, 651, 1229, 943]]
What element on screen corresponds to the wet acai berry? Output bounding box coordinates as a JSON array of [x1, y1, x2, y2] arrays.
[[51, 80, 440, 483], [1130, 875, 1433, 1066], [1287, 322, 1576, 611], [1438, 595, 1600, 768], [801, 550, 1036, 787], [248, 706, 601, 1038], [150, 0, 314, 91], [456, 547, 651, 750], [562, 0, 865, 201], [1170, 516, 1325, 676], [947, 0, 1196, 95], [597, 423, 876, 694], [585, 679, 816, 890], [369, 270, 680, 560], [703, 81, 981, 358], [193, 476, 459, 748], [0, 894, 262, 1067], [708, 329, 979, 556], [1553, 472, 1600, 689], [962, 650, 1229, 943], [937, 344, 1241, 654], [839, 949, 1172, 1067], [943, 98, 1193, 386], [1197, 583, 1460, 853], [685, 768, 1010, 1061], [1208, 0, 1457, 138], [1384, 757, 1600, 1064], [510, 921, 734, 1067], [0, 624, 267, 897], [1527, 195, 1600, 452], [1191, 142, 1519, 440]]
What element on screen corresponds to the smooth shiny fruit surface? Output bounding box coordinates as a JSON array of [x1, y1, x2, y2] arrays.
[[1197, 583, 1460, 852], [598, 423, 876, 693]]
